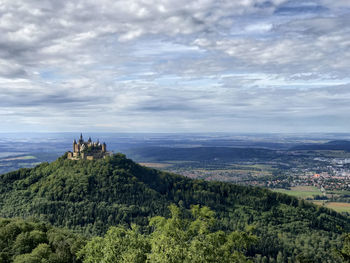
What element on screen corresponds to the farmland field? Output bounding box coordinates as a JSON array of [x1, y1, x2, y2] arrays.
[[313, 201, 350, 213], [139, 162, 173, 168], [273, 186, 322, 198]]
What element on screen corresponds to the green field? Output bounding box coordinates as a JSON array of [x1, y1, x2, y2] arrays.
[[326, 190, 350, 195], [313, 201, 350, 213], [228, 164, 275, 177], [273, 186, 322, 198], [1, 155, 37, 161], [140, 162, 173, 168], [273, 187, 350, 213]]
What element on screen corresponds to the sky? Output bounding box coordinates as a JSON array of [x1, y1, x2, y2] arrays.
[[0, 0, 350, 133]]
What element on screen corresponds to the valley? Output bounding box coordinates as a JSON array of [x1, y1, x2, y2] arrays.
[[3, 133, 350, 214], [2, 133, 350, 261], [1, 152, 350, 262]]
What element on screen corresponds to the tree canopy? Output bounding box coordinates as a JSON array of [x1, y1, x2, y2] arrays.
[[0, 153, 349, 261], [78, 205, 256, 263], [0, 217, 85, 263]]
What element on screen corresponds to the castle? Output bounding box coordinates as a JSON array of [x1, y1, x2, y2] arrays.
[[67, 134, 109, 160]]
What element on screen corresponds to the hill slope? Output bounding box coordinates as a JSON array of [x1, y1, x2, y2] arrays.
[[125, 146, 278, 162], [0, 153, 349, 261], [291, 140, 350, 151]]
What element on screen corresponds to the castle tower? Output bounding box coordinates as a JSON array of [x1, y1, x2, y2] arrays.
[[73, 139, 77, 152], [68, 134, 109, 160]]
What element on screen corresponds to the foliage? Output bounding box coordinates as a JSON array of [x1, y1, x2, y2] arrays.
[[0, 153, 349, 261], [78, 205, 256, 263], [77, 225, 149, 263], [334, 234, 350, 262], [0, 217, 85, 263]]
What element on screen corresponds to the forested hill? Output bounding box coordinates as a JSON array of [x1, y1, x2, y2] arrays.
[[291, 140, 350, 151], [125, 146, 278, 162], [0, 153, 350, 261]]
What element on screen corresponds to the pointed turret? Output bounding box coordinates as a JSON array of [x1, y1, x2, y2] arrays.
[[69, 135, 108, 160], [73, 139, 77, 152]]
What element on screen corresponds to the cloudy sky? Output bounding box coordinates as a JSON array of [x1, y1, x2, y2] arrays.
[[0, 0, 349, 133]]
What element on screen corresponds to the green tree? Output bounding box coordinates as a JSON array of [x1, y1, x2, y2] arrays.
[[77, 225, 149, 263], [335, 234, 350, 262], [13, 243, 53, 263], [0, 217, 84, 263], [79, 205, 256, 263], [276, 251, 284, 263]]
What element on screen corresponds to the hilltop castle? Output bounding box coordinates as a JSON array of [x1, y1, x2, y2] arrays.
[[67, 134, 109, 160]]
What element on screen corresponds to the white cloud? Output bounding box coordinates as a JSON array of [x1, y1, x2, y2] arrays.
[[245, 23, 273, 33], [321, 0, 350, 9], [0, 0, 349, 132]]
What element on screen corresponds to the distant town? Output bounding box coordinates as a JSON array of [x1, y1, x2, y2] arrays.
[[2, 133, 350, 210]]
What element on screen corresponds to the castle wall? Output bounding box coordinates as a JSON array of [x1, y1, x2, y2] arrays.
[[69, 135, 109, 160]]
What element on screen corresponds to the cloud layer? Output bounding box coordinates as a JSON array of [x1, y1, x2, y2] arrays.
[[0, 0, 349, 132]]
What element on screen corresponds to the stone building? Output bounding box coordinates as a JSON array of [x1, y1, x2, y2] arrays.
[[67, 134, 109, 160]]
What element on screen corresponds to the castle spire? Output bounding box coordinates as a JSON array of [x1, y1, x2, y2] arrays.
[[68, 135, 109, 160], [73, 139, 77, 152]]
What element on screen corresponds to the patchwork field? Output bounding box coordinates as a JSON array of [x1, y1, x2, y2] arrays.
[[2, 155, 37, 161], [313, 201, 350, 213], [273, 187, 350, 213], [139, 162, 173, 168], [273, 186, 322, 198]]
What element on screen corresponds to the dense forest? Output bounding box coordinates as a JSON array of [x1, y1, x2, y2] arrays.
[[0, 217, 85, 263], [0, 205, 272, 263], [1, 153, 350, 262], [78, 205, 257, 263], [291, 140, 350, 151]]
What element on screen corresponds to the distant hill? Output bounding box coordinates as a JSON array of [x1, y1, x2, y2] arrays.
[[291, 140, 350, 151], [125, 146, 279, 162], [0, 153, 349, 261]]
